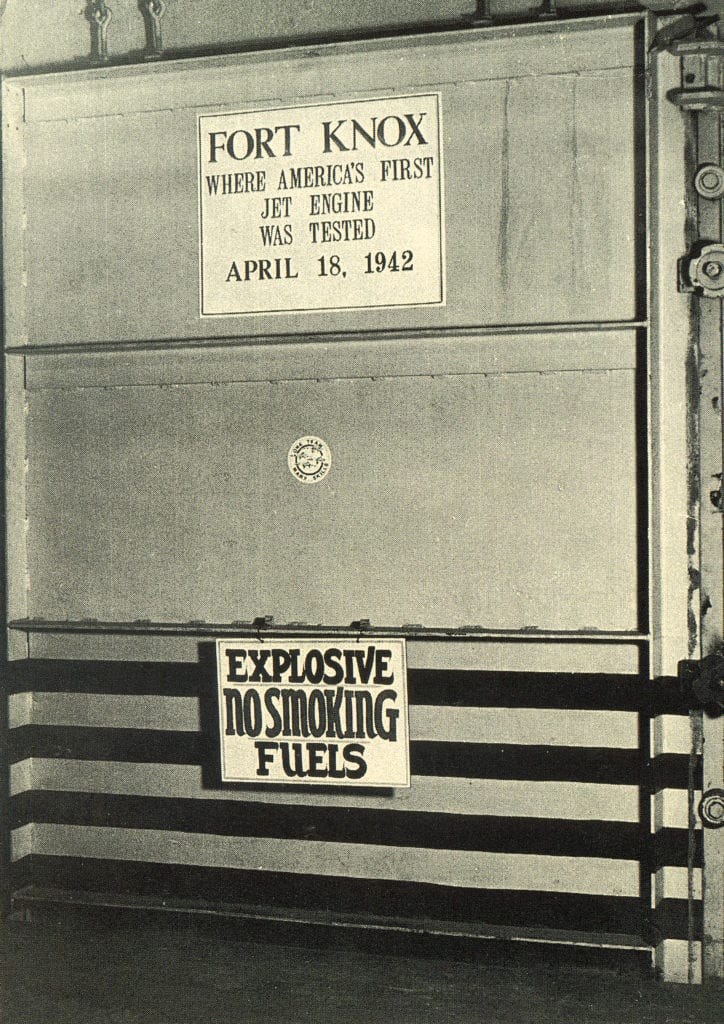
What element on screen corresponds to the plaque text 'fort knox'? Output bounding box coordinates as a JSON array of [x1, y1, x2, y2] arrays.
[[198, 94, 444, 316]]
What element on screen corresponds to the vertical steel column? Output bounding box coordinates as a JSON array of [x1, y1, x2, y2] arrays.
[[668, 25, 724, 982], [0, 97, 11, 920], [649, 31, 700, 983], [694, 99, 724, 981]]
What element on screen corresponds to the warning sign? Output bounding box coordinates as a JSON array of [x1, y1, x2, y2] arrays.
[[216, 638, 410, 787], [198, 94, 444, 316]]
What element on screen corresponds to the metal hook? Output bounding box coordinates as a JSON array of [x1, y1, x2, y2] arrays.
[[86, 1, 112, 64], [253, 615, 274, 643], [351, 619, 371, 644], [140, 0, 167, 60]]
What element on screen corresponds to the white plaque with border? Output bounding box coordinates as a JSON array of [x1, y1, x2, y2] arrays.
[[198, 94, 444, 316]]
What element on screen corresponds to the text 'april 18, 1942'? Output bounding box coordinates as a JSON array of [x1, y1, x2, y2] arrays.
[[198, 94, 444, 316]]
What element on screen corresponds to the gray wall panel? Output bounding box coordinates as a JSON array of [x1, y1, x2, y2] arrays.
[[5, 24, 637, 346], [25, 363, 638, 629]]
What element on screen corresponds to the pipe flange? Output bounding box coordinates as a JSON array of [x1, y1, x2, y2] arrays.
[[695, 164, 724, 199], [699, 788, 724, 828]]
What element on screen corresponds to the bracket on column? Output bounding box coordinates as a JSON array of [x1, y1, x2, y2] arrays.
[[668, 33, 724, 111], [470, 0, 493, 26], [139, 0, 166, 60], [86, 1, 112, 64]]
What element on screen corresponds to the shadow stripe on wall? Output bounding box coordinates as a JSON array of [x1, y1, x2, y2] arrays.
[[20, 855, 648, 936], [11, 786, 694, 877], [10, 791, 641, 858], [13, 822, 641, 896], [6, 660, 671, 713], [7, 725, 673, 784], [11, 759, 642, 822], [7, 660, 205, 697], [11, 693, 642, 749]]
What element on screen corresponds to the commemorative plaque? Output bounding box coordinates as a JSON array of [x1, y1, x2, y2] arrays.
[[198, 94, 444, 316]]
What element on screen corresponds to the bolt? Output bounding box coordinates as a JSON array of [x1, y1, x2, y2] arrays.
[[703, 260, 723, 278], [707, 797, 724, 821], [700, 789, 724, 828]]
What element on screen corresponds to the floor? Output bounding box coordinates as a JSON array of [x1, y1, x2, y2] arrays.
[[1, 914, 723, 1024]]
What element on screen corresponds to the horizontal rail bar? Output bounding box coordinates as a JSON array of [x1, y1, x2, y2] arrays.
[[8, 619, 650, 644], [5, 322, 649, 359]]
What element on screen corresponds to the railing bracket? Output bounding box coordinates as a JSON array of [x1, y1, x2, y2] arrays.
[[139, 0, 166, 61], [668, 30, 724, 112], [86, 1, 112, 64]]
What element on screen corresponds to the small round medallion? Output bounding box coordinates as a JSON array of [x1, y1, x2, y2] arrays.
[[288, 436, 332, 483]]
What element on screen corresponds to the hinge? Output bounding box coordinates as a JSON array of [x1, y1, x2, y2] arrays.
[[678, 652, 724, 714], [678, 241, 724, 295]]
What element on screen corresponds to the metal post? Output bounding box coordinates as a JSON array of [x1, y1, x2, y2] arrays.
[[668, 20, 724, 982], [691, 62, 724, 995]]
